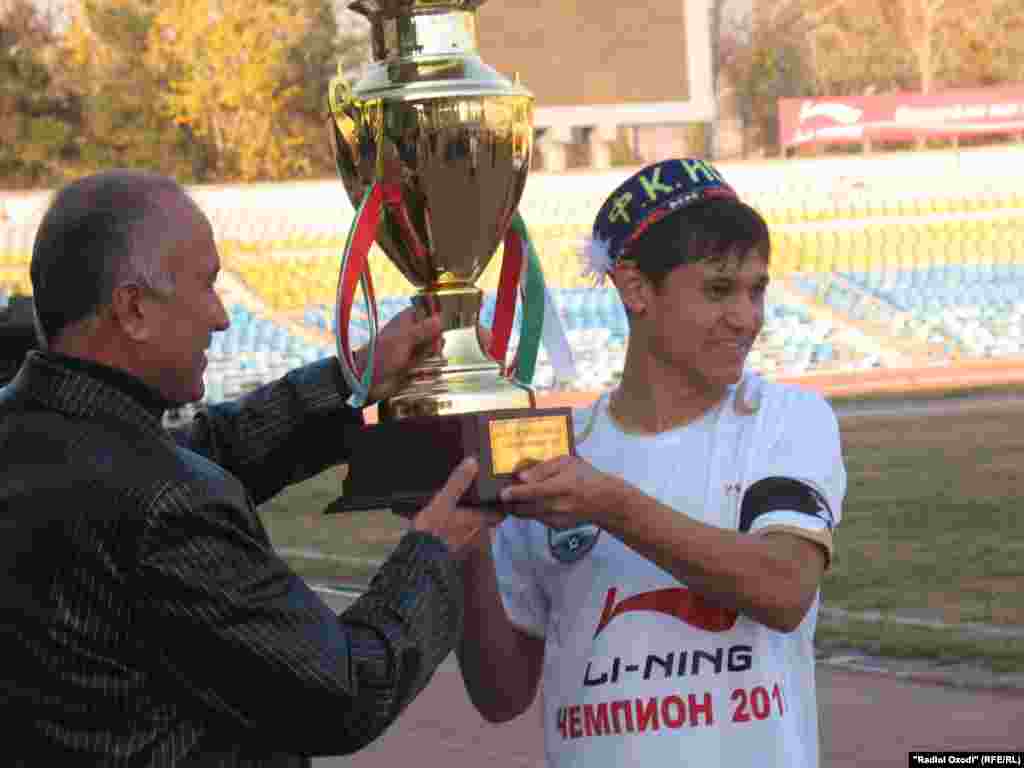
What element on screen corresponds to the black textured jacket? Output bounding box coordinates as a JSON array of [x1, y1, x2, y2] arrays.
[[0, 352, 462, 766]]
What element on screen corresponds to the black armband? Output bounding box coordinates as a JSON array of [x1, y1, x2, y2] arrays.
[[739, 477, 834, 533]]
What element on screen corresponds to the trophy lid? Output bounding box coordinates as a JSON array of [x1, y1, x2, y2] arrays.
[[345, 0, 531, 103], [349, 1, 488, 17]]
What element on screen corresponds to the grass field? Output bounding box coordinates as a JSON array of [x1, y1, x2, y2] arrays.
[[258, 397, 1024, 674], [828, 405, 1023, 625], [814, 617, 1024, 675]]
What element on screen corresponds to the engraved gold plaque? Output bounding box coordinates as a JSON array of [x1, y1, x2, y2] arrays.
[[489, 415, 572, 476], [325, 408, 575, 517]]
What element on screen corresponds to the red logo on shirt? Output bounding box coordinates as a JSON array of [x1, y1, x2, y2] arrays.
[[594, 587, 738, 637]]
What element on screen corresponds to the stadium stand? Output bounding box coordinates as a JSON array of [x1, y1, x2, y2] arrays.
[[4, 152, 1024, 403], [204, 303, 333, 404]]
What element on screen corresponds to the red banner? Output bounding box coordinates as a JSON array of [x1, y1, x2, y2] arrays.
[[779, 85, 1024, 148]]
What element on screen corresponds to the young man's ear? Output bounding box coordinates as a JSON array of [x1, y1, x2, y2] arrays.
[[110, 283, 155, 342], [610, 262, 650, 315]]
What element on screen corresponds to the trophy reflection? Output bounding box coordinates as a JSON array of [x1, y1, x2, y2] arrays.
[[325, 0, 573, 515]]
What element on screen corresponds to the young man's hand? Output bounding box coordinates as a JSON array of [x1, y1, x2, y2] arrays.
[[499, 455, 625, 531]]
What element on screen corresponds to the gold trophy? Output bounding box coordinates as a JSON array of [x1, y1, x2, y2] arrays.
[[325, 0, 573, 515]]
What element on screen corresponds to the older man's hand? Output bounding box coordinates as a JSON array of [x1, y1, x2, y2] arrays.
[[352, 306, 443, 404], [349, 304, 502, 404], [413, 457, 505, 559]]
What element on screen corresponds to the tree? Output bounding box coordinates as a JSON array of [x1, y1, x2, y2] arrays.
[[287, 0, 369, 178], [803, 0, 981, 94], [60, 0, 369, 183], [0, 0, 76, 187], [718, 0, 815, 155], [957, 0, 1024, 86], [731, 0, 1024, 153], [706, 0, 724, 158], [145, 0, 313, 181], [63, 0, 202, 180], [802, 0, 913, 96], [866, 0, 961, 94], [885, 0, 977, 94]]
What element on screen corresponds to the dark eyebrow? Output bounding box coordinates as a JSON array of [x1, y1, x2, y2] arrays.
[[704, 273, 770, 283]]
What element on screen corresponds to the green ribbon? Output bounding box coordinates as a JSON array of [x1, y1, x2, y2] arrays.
[[510, 212, 545, 386]]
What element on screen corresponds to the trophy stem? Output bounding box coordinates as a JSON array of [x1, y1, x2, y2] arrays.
[[378, 286, 534, 421], [411, 285, 481, 333]]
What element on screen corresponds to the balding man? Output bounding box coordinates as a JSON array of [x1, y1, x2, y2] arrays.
[[0, 170, 497, 766]]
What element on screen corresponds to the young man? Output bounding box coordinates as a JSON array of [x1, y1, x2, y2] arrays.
[[458, 159, 846, 767]]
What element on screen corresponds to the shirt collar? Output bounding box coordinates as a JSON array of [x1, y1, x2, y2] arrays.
[[41, 352, 176, 418]]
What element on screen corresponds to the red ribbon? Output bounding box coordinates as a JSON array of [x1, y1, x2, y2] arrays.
[[490, 226, 524, 373], [336, 184, 383, 383]]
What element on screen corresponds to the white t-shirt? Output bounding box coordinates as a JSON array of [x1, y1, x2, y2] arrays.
[[492, 375, 846, 768]]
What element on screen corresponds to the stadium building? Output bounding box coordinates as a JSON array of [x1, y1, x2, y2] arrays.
[[477, 0, 719, 170]]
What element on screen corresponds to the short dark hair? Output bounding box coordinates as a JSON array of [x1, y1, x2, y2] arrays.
[[628, 198, 771, 289], [30, 171, 178, 345]]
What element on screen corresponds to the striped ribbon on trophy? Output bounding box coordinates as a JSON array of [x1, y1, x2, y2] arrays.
[[497, 212, 575, 386], [336, 182, 575, 408]]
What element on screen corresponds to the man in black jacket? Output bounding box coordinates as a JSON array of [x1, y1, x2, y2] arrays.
[[0, 294, 36, 385], [0, 169, 497, 766]]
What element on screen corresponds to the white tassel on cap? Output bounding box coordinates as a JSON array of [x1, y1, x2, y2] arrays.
[[579, 235, 614, 285]]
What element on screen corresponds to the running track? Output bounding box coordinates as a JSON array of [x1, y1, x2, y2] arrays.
[[312, 593, 1023, 767]]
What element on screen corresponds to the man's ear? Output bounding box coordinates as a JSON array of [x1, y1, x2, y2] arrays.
[[610, 263, 650, 315], [110, 283, 154, 342]]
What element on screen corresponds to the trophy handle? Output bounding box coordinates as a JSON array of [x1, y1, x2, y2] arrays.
[[335, 182, 387, 408], [327, 69, 364, 188], [328, 66, 359, 123]]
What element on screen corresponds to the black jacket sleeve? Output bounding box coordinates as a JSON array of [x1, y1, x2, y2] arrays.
[[170, 358, 364, 505], [136, 486, 461, 757]]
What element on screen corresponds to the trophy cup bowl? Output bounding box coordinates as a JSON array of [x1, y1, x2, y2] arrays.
[[325, 0, 573, 515]]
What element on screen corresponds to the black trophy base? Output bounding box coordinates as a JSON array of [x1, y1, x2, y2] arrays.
[[324, 407, 574, 518]]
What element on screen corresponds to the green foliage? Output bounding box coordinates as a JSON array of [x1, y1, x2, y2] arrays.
[[807, 11, 915, 96], [958, 0, 1024, 86], [82, 0, 155, 49], [719, 7, 816, 153], [0, 0, 77, 187], [4, 1, 1024, 183], [720, 0, 1024, 154], [0, 0, 368, 186], [286, 1, 369, 175], [63, 0, 209, 181]]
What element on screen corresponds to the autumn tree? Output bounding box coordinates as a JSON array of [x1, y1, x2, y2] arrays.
[[63, 0, 202, 180], [0, 0, 77, 187], [802, 0, 998, 95], [718, 0, 815, 155], [957, 0, 1024, 86], [881, 0, 977, 94], [801, 0, 913, 96], [145, 0, 316, 181], [59, 0, 367, 183], [286, 0, 369, 177]]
